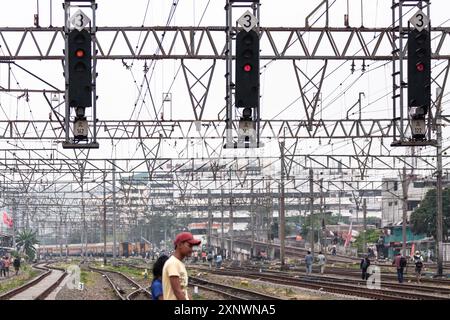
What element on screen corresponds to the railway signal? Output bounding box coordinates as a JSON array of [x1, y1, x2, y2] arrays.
[[407, 18, 430, 140], [235, 29, 259, 109], [68, 28, 92, 141]]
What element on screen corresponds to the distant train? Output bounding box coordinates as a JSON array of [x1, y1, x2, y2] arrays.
[[37, 241, 151, 258]]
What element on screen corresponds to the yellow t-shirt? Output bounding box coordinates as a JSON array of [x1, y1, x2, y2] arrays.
[[162, 255, 189, 300]]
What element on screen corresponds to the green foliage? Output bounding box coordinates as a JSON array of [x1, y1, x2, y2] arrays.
[[100, 263, 145, 279], [16, 229, 39, 262], [0, 265, 39, 294], [80, 270, 91, 286], [353, 229, 382, 253], [410, 188, 450, 240], [9, 250, 20, 258]]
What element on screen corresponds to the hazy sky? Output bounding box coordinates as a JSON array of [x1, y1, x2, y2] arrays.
[[0, 0, 449, 179], [1, 1, 449, 228]]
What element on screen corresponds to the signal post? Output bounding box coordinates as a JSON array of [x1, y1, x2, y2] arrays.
[[63, 0, 99, 149]]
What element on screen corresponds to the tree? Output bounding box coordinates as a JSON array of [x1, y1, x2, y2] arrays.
[[16, 229, 39, 262], [353, 229, 382, 253], [410, 188, 450, 240]]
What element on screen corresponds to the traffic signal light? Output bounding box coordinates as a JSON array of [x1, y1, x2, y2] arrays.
[[68, 29, 92, 111], [235, 29, 259, 108], [407, 29, 431, 120]]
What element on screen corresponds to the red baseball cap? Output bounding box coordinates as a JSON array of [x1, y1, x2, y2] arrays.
[[174, 232, 201, 246]]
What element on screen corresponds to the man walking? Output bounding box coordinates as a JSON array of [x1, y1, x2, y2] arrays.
[[392, 251, 407, 283], [305, 251, 313, 275], [162, 232, 201, 300], [413, 250, 424, 284], [360, 254, 371, 280], [317, 251, 326, 274]]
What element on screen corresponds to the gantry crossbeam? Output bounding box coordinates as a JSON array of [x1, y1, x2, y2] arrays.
[[0, 118, 433, 139], [1, 26, 450, 61]]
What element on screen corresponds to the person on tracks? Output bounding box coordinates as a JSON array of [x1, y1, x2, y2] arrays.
[[193, 250, 199, 263], [317, 251, 326, 274], [360, 254, 371, 280], [305, 251, 313, 275], [201, 251, 207, 263], [331, 245, 337, 256], [413, 251, 424, 284], [392, 251, 407, 283], [4, 255, 11, 277], [207, 251, 213, 269], [215, 253, 223, 269], [0, 257, 5, 278], [151, 254, 169, 300], [162, 232, 201, 300]]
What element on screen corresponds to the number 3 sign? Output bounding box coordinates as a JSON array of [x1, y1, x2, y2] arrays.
[[409, 9, 429, 32], [237, 10, 258, 32], [69, 10, 91, 31]]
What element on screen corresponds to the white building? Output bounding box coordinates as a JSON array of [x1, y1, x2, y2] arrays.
[[381, 177, 434, 227]]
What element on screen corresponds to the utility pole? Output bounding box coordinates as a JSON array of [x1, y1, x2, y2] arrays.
[[59, 211, 63, 258], [103, 165, 107, 265], [401, 166, 408, 257], [81, 174, 86, 259], [319, 177, 324, 251], [309, 168, 315, 258], [363, 198, 367, 255], [355, 196, 359, 225], [265, 177, 271, 255], [298, 194, 302, 233], [12, 197, 17, 249], [229, 188, 234, 260], [26, 197, 30, 231], [65, 211, 69, 258], [250, 180, 255, 258], [279, 141, 286, 267], [436, 84, 445, 277], [207, 189, 212, 250], [221, 188, 225, 252], [112, 160, 117, 266]]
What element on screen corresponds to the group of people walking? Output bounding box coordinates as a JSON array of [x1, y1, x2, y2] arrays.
[[192, 250, 223, 269], [304, 250, 327, 275], [361, 250, 424, 284], [304, 247, 426, 285], [391, 250, 424, 284], [149, 233, 430, 300], [0, 255, 21, 278]]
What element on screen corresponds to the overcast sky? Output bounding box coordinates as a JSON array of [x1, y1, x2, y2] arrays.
[[0, 0, 450, 182]]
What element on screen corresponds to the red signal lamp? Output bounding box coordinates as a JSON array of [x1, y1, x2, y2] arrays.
[[75, 49, 85, 58], [243, 64, 252, 72], [416, 62, 425, 72]]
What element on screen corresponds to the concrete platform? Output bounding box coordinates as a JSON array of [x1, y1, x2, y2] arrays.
[[10, 269, 65, 300]]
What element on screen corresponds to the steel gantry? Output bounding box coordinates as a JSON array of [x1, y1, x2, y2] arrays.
[[0, 1, 449, 275], [1, 26, 450, 61]]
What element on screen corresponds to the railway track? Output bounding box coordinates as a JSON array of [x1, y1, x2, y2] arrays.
[[189, 276, 284, 300], [308, 265, 450, 286], [88, 265, 151, 300], [120, 260, 450, 300], [257, 265, 450, 295], [188, 264, 450, 300], [205, 268, 448, 300], [233, 261, 450, 286], [221, 264, 450, 293], [0, 263, 67, 300]]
